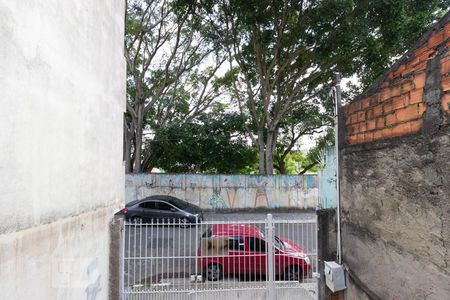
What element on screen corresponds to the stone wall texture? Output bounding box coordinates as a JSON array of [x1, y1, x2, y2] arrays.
[[126, 174, 319, 209], [0, 1, 126, 299], [341, 12, 450, 300]]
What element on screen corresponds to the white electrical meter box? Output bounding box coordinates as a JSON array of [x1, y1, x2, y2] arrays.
[[324, 261, 346, 292]]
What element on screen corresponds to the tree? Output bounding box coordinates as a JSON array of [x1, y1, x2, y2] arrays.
[[148, 109, 257, 173], [124, 0, 224, 173], [274, 95, 334, 174], [180, 0, 449, 174]]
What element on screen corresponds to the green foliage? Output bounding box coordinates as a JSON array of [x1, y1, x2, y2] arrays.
[[148, 110, 257, 173]]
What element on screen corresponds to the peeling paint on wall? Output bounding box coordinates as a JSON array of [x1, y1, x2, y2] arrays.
[[126, 174, 319, 209], [318, 147, 338, 209]]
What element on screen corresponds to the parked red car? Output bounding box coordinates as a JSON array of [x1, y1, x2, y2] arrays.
[[199, 224, 311, 281]]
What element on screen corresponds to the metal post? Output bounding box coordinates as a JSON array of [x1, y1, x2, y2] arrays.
[[194, 215, 199, 300], [333, 72, 343, 265], [119, 218, 125, 300], [266, 213, 275, 300]]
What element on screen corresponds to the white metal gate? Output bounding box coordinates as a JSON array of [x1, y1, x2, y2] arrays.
[[120, 214, 318, 300]]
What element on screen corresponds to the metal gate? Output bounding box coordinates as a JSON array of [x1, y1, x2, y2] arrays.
[[120, 214, 318, 300]]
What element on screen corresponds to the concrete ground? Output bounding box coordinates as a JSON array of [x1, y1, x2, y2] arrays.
[[123, 211, 318, 299]]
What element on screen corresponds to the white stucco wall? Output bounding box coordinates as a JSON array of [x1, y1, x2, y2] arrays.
[[0, 0, 125, 299]]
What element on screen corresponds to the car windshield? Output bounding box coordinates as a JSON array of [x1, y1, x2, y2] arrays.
[[258, 227, 285, 251], [274, 236, 285, 251]]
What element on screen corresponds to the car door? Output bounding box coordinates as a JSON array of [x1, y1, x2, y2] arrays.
[[155, 201, 179, 222], [227, 236, 245, 276], [246, 237, 267, 277], [138, 200, 159, 222]]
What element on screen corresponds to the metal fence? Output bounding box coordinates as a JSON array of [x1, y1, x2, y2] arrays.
[[121, 214, 318, 300]]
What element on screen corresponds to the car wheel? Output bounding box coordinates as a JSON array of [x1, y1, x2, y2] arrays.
[[205, 263, 222, 281], [179, 217, 190, 228], [132, 216, 143, 224], [284, 265, 303, 282]]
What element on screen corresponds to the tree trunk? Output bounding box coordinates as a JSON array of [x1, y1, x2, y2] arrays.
[[123, 116, 133, 173], [265, 130, 275, 175], [257, 129, 265, 175], [277, 158, 286, 174], [134, 105, 144, 173]]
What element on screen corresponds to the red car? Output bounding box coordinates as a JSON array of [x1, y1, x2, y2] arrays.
[[199, 224, 311, 281]]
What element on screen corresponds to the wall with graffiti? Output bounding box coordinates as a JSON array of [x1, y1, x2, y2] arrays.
[[318, 147, 338, 209], [125, 174, 319, 209]]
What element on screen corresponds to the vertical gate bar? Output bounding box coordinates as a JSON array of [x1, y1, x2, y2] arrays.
[[267, 214, 275, 300], [194, 216, 198, 299], [119, 219, 125, 300], [315, 214, 318, 276]]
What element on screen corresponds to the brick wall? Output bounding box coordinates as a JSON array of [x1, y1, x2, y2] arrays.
[[344, 22, 450, 144], [340, 12, 450, 300]]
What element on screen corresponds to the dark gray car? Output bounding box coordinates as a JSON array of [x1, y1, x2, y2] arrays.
[[122, 195, 203, 226]]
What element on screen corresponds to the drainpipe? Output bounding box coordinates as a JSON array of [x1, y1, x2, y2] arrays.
[[331, 72, 342, 264]]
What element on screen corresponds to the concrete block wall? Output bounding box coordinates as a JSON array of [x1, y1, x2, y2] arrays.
[[340, 12, 450, 300], [126, 174, 319, 210], [0, 1, 126, 299]]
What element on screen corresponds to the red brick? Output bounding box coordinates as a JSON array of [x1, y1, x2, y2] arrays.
[[392, 122, 411, 137], [390, 85, 401, 98], [356, 133, 365, 143], [392, 95, 408, 110], [380, 127, 394, 138], [361, 98, 371, 109], [428, 30, 444, 48], [393, 64, 406, 77], [370, 95, 379, 107], [373, 130, 383, 140], [445, 23, 450, 39], [395, 104, 422, 122], [442, 75, 450, 92], [414, 44, 429, 57], [386, 113, 397, 126], [380, 88, 391, 101], [364, 132, 374, 142], [442, 93, 450, 113], [404, 60, 428, 75], [409, 89, 424, 104], [409, 119, 423, 132], [347, 135, 358, 144], [376, 117, 385, 129], [418, 102, 427, 115], [345, 115, 352, 125], [348, 101, 362, 114], [359, 122, 367, 132], [357, 111, 365, 122], [373, 105, 383, 117], [367, 119, 376, 130], [416, 49, 435, 63], [413, 73, 427, 89], [366, 109, 374, 120], [401, 80, 415, 93], [441, 56, 450, 75], [383, 102, 395, 114]]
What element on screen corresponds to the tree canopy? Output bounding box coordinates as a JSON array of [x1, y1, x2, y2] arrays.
[[124, 0, 449, 174]]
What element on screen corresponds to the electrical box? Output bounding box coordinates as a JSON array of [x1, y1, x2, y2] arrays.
[[324, 261, 346, 292]]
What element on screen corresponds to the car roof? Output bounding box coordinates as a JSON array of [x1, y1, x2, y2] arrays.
[[144, 195, 180, 201], [211, 224, 265, 239]]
